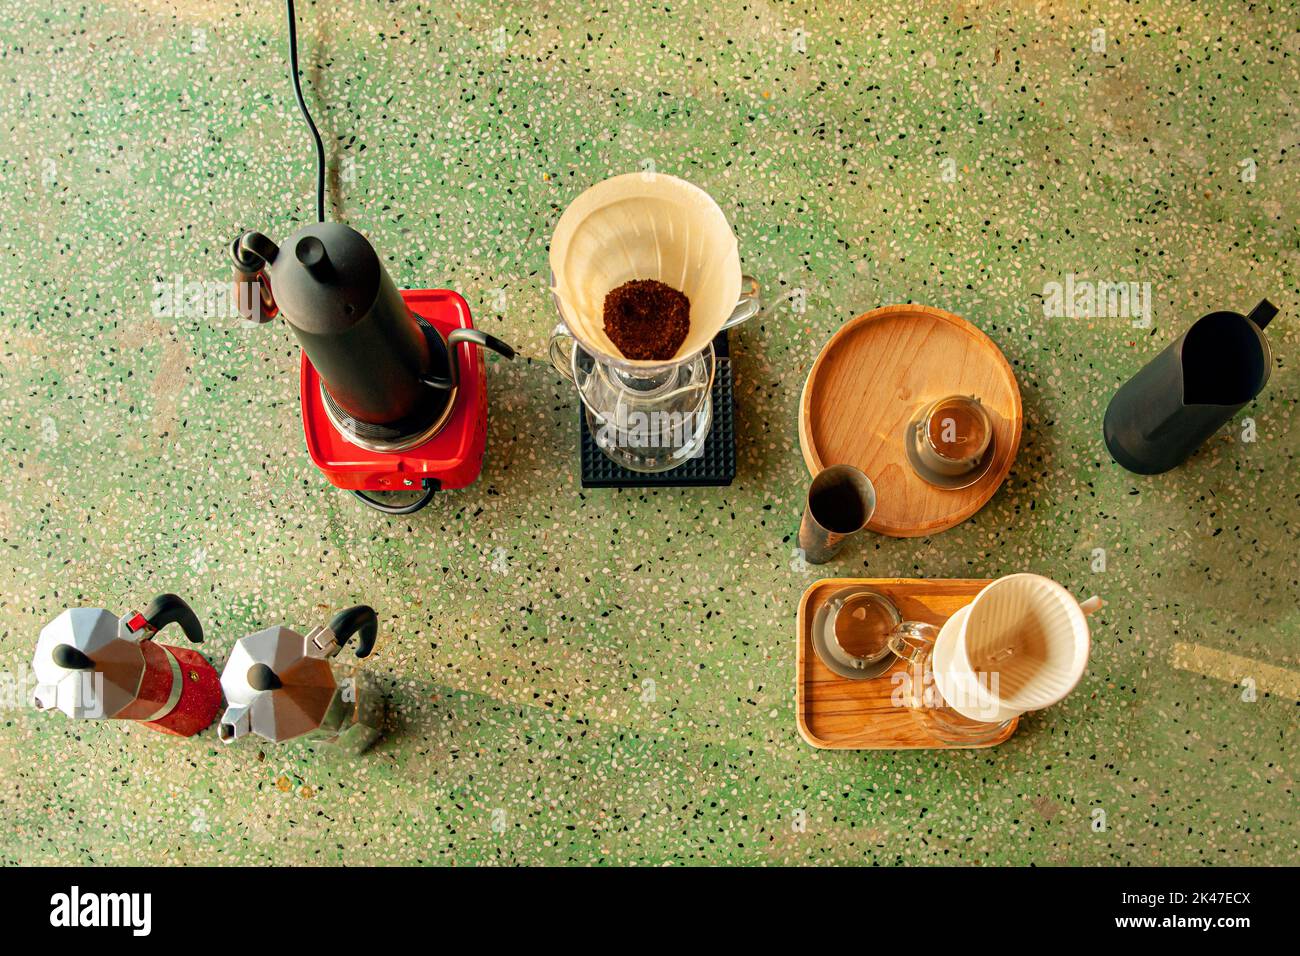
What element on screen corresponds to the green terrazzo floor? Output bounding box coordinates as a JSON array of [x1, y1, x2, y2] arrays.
[[0, 0, 1296, 865]]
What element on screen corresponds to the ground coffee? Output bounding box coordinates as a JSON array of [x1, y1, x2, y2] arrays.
[[603, 279, 690, 361]]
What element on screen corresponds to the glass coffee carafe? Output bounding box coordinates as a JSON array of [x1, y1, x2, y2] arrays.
[[886, 621, 1018, 746], [815, 588, 1013, 745], [547, 172, 760, 473]]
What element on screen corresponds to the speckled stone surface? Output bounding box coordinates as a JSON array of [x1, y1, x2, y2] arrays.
[[0, 1, 1295, 865]]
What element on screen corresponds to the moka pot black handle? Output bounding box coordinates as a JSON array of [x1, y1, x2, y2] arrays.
[[142, 593, 204, 644], [328, 605, 378, 659]]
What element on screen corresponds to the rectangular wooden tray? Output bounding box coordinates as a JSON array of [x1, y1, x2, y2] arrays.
[[796, 577, 1018, 749]]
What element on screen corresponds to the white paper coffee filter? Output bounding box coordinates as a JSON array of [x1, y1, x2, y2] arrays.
[[962, 573, 1090, 712], [549, 173, 741, 367]]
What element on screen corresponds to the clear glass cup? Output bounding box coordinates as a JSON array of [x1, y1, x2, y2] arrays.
[[905, 394, 995, 490], [814, 587, 900, 678]]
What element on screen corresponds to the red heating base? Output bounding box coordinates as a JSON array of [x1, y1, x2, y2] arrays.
[[300, 289, 488, 493]]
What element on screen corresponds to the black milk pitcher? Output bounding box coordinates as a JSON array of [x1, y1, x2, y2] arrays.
[[1103, 300, 1278, 474]]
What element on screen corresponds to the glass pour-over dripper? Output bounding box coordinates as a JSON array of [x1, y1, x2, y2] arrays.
[[547, 173, 760, 472]]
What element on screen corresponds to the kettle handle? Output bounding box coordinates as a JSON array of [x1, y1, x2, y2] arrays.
[[228, 232, 280, 325], [141, 593, 204, 644], [1247, 299, 1277, 331], [328, 605, 378, 659]]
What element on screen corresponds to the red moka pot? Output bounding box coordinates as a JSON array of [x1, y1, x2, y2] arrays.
[[31, 594, 222, 737]]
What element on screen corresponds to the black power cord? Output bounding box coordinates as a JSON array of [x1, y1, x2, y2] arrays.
[[286, 0, 326, 223], [352, 480, 439, 515]]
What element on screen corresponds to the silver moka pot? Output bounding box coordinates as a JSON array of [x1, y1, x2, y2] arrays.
[[218, 605, 384, 753]]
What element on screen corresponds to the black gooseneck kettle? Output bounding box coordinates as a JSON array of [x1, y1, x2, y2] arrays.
[[229, 223, 515, 439], [226, 0, 515, 514]]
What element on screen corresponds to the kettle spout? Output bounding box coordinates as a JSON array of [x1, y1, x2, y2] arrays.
[[218, 704, 252, 743]]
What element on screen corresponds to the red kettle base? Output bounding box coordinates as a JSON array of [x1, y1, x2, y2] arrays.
[[300, 289, 489, 494]]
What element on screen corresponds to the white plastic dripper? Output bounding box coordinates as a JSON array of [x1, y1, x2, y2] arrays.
[[933, 573, 1101, 723], [549, 172, 743, 367]]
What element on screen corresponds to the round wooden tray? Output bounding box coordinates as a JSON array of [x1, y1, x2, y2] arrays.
[[799, 305, 1022, 538]]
